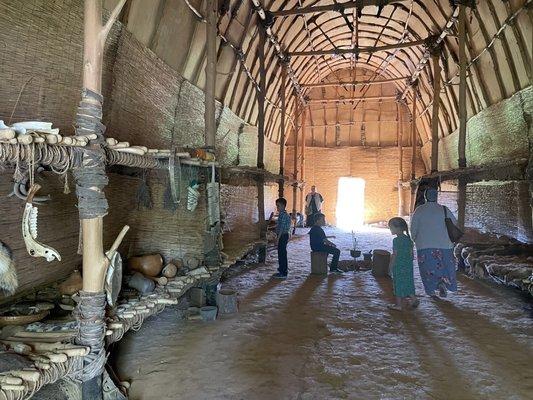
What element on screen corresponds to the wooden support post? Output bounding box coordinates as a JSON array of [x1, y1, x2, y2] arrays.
[[77, 1, 126, 399], [410, 86, 418, 181], [279, 62, 287, 197], [458, 4, 467, 169], [299, 107, 307, 215], [397, 101, 404, 216], [457, 178, 467, 230], [410, 85, 418, 213], [292, 100, 299, 219], [205, 0, 217, 150], [257, 25, 266, 170], [430, 50, 441, 173], [257, 25, 267, 261], [257, 176, 266, 262]]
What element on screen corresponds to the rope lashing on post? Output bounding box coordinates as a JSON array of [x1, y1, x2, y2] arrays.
[[73, 291, 107, 382], [72, 148, 109, 219], [72, 88, 109, 219], [71, 87, 109, 389], [76, 88, 105, 142]]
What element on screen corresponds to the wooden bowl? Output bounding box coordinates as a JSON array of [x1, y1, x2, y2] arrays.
[[0, 310, 49, 326]]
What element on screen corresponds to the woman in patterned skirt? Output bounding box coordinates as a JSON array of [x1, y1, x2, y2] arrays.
[[411, 188, 458, 298]]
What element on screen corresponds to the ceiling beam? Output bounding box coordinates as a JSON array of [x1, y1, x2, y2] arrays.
[[308, 95, 397, 104], [271, 1, 401, 17], [301, 76, 409, 88], [287, 38, 426, 57], [308, 120, 405, 128]]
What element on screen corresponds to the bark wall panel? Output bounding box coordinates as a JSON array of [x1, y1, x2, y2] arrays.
[[220, 183, 278, 255], [284, 146, 425, 224], [465, 181, 533, 244], [105, 172, 210, 263], [124, 0, 162, 46], [106, 31, 184, 149], [421, 86, 532, 171], [220, 184, 259, 257], [107, 31, 280, 173], [0, 0, 121, 134], [150, 0, 200, 72]]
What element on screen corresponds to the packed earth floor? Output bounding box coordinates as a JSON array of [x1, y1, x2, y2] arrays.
[[114, 227, 533, 400]]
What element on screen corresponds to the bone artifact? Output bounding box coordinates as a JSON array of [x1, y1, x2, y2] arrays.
[[22, 184, 61, 262]]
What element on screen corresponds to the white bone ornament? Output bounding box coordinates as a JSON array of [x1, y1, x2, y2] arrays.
[[22, 184, 61, 262]]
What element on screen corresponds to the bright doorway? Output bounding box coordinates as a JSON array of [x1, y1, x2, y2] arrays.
[[336, 177, 365, 231]]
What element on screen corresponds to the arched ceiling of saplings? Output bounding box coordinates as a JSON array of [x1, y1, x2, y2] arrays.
[[107, 0, 532, 148], [296, 67, 414, 147]]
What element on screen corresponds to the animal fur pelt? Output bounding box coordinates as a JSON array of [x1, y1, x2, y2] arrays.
[[0, 241, 18, 296]]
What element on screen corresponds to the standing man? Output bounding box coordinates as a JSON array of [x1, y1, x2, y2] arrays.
[[305, 185, 324, 227], [273, 198, 291, 279]]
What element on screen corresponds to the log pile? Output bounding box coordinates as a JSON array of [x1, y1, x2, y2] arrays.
[[0, 121, 218, 172], [454, 230, 533, 296], [106, 265, 213, 344]]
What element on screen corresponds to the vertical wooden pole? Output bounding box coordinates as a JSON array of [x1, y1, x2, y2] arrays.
[[299, 107, 307, 214], [292, 100, 299, 219], [205, 0, 217, 149], [397, 101, 404, 216], [279, 62, 287, 197], [77, 1, 125, 398], [257, 177, 266, 262], [430, 50, 441, 173], [410, 86, 418, 181], [410, 85, 418, 213], [257, 25, 266, 261], [80, 0, 106, 294], [458, 4, 467, 169], [457, 178, 467, 230], [257, 25, 266, 170]]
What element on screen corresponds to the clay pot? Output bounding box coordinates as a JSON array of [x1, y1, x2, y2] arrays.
[[128, 254, 163, 277], [59, 270, 83, 295], [127, 272, 155, 294], [162, 263, 178, 278]]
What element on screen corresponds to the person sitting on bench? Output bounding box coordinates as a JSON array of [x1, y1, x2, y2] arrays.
[[308, 214, 342, 274]]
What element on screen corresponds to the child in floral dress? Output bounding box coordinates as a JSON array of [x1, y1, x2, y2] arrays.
[[388, 217, 420, 311]]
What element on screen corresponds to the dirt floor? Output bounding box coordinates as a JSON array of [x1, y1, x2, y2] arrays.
[[114, 227, 533, 400]]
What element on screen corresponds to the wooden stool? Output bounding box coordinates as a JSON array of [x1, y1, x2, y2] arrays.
[[216, 289, 238, 314], [311, 252, 328, 275]]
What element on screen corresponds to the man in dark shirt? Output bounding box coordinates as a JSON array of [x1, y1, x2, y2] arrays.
[[308, 214, 342, 274], [273, 198, 291, 279]]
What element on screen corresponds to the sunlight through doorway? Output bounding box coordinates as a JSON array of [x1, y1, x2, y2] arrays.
[[336, 177, 365, 231]]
